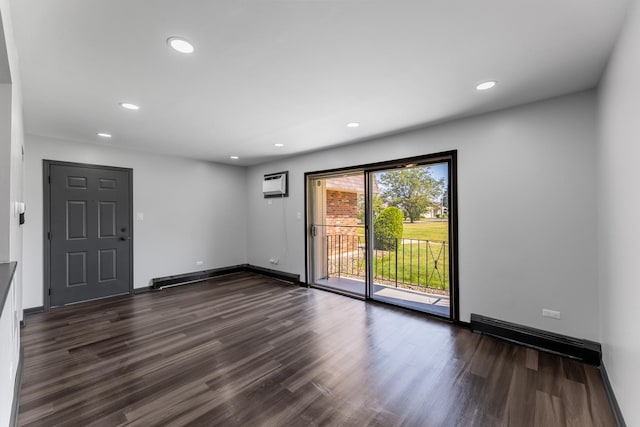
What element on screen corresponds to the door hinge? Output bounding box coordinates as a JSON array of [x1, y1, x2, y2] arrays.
[[48, 232, 51, 240], [48, 288, 51, 295], [48, 175, 51, 183]]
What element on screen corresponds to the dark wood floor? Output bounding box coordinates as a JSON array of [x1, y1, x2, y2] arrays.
[[19, 272, 616, 426]]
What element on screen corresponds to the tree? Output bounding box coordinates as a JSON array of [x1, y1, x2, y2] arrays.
[[373, 206, 403, 250], [378, 168, 444, 223], [357, 193, 384, 223]]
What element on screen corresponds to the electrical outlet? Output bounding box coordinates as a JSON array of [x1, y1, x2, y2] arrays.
[[196, 261, 203, 266], [542, 309, 561, 319]]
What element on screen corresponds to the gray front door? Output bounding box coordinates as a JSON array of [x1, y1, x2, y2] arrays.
[[48, 163, 132, 306]]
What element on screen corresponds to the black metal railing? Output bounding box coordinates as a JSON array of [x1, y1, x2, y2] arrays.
[[326, 235, 449, 291], [326, 234, 366, 278]]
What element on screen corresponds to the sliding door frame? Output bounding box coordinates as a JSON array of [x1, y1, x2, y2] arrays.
[[305, 170, 368, 300], [304, 150, 459, 321]]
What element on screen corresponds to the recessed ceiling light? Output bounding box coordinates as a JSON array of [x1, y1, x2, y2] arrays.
[[119, 102, 140, 110], [167, 37, 195, 54], [347, 122, 360, 128], [97, 132, 112, 138], [274, 143, 284, 147], [476, 81, 497, 91], [230, 156, 239, 160]]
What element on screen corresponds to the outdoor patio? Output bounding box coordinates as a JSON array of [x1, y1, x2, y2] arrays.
[[315, 276, 450, 317]]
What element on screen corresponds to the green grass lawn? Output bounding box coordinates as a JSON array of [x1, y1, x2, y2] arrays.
[[348, 220, 450, 291], [357, 220, 449, 241], [401, 220, 449, 241], [373, 240, 449, 291]]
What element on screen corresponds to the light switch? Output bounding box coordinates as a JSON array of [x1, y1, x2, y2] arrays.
[[136, 212, 144, 221]]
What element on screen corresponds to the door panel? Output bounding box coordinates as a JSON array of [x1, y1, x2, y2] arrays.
[[98, 202, 117, 237], [308, 173, 366, 297], [66, 201, 87, 239], [66, 251, 87, 286], [49, 164, 132, 306]]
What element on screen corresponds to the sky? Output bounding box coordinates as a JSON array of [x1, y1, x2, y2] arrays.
[[426, 163, 448, 183]]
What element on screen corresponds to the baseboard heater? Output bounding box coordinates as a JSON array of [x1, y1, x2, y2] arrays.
[[470, 313, 602, 366], [151, 264, 301, 289]]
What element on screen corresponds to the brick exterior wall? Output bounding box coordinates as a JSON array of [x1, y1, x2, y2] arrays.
[[326, 190, 360, 253], [326, 190, 358, 233]]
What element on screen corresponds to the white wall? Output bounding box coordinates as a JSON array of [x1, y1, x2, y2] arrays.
[[8, 74, 23, 327], [0, 84, 10, 261], [247, 91, 600, 340], [597, 0, 640, 424], [23, 135, 248, 308], [0, 0, 24, 425]]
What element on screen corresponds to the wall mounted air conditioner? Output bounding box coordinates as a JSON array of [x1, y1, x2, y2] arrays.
[[263, 171, 288, 198]]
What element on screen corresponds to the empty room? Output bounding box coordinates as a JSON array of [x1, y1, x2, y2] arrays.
[[1, 0, 639, 426]]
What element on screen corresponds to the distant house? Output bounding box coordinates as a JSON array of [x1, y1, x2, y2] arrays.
[[424, 201, 448, 219]]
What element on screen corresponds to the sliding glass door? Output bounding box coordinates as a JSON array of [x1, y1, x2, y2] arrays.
[[307, 152, 457, 319], [367, 162, 451, 317]]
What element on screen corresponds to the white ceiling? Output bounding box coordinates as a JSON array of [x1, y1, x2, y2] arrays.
[[11, 0, 629, 166]]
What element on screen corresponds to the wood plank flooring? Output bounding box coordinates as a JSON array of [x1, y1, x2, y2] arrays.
[[19, 272, 616, 426]]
